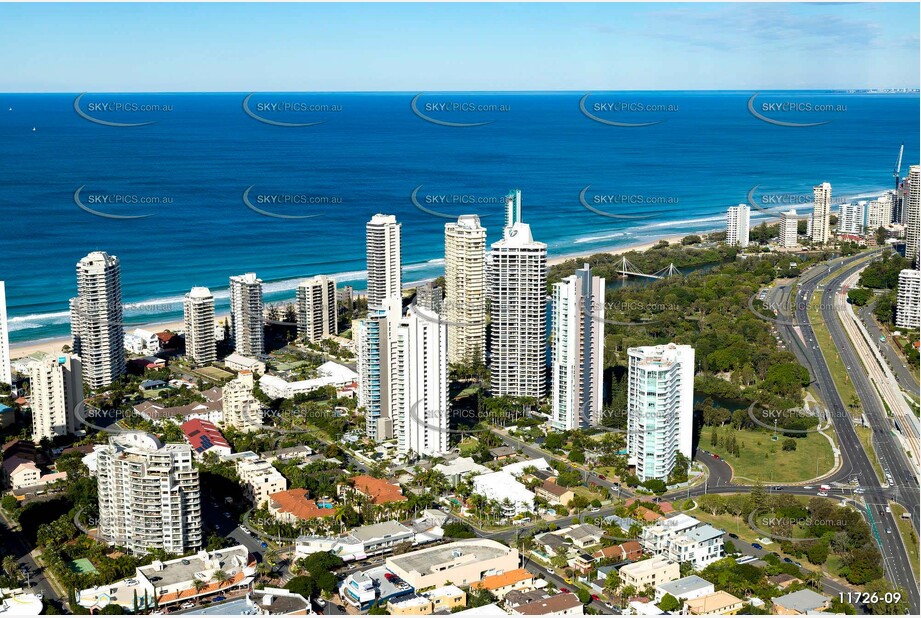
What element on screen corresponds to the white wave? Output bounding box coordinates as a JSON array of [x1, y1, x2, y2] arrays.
[[573, 232, 630, 244]]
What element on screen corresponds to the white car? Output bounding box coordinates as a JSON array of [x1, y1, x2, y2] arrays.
[[181, 602, 195, 609], [817, 491, 828, 497]]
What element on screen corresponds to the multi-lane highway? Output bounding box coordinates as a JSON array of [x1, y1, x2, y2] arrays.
[[767, 251, 919, 612]]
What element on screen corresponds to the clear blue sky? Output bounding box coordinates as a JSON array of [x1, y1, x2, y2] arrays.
[[1, 2, 918, 91]]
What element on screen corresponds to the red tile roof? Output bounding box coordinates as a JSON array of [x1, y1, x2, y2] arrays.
[[269, 489, 335, 521], [349, 475, 406, 504], [181, 419, 230, 454]]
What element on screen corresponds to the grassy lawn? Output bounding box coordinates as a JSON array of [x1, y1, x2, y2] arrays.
[[854, 425, 886, 483], [690, 509, 760, 544], [889, 502, 920, 579], [708, 426, 834, 483], [808, 291, 862, 417]]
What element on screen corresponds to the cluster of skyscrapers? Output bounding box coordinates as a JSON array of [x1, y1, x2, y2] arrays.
[[357, 190, 611, 458]]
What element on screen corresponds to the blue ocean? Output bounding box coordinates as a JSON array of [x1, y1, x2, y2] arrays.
[[0, 91, 917, 344]]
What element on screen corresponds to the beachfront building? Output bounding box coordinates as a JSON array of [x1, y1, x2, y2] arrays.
[[838, 201, 866, 236], [896, 269, 920, 329], [183, 286, 216, 366], [392, 305, 449, 457], [444, 214, 487, 364], [0, 281, 10, 387], [907, 165, 920, 264], [779, 209, 800, 248], [27, 353, 83, 441], [70, 251, 125, 389], [627, 343, 695, 482], [357, 297, 401, 442], [222, 370, 263, 431], [415, 281, 444, 313], [296, 275, 337, 342], [551, 264, 605, 430], [229, 272, 264, 357], [96, 432, 202, 555], [488, 190, 548, 398], [618, 556, 680, 591], [810, 182, 832, 244], [866, 194, 893, 233], [726, 203, 751, 248], [366, 214, 402, 308]]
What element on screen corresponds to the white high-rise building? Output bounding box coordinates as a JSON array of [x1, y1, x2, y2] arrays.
[[0, 281, 10, 387], [866, 194, 892, 234], [551, 264, 605, 431], [811, 182, 832, 244], [779, 209, 799, 248], [229, 273, 264, 357], [183, 287, 216, 366], [70, 251, 125, 390], [838, 201, 866, 235], [488, 191, 548, 398], [392, 306, 449, 457], [223, 370, 263, 432], [444, 214, 487, 365], [366, 214, 402, 308], [296, 275, 337, 342], [96, 432, 202, 555], [906, 165, 920, 264], [627, 343, 695, 482], [726, 204, 751, 248], [27, 353, 83, 441], [896, 269, 920, 329], [356, 297, 401, 442]]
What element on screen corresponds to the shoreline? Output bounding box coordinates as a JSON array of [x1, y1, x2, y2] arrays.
[[7, 233, 690, 361]]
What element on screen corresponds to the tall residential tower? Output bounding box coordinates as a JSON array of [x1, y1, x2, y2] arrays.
[[296, 275, 338, 342], [627, 343, 695, 482], [551, 264, 605, 431], [488, 191, 548, 398], [183, 287, 216, 366], [229, 273, 264, 357], [444, 214, 487, 365], [70, 251, 125, 390], [366, 214, 402, 308], [811, 182, 832, 244], [726, 204, 751, 248], [27, 353, 83, 441]]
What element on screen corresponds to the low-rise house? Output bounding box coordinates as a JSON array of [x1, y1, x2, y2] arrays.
[[471, 568, 535, 600], [570, 553, 595, 575], [223, 353, 266, 376], [472, 471, 535, 515], [766, 574, 802, 590], [508, 592, 583, 616], [258, 361, 357, 399], [684, 590, 745, 615], [593, 541, 643, 562], [535, 480, 575, 506], [433, 456, 489, 486], [770, 589, 831, 615], [343, 474, 407, 505], [387, 585, 467, 615], [654, 575, 714, 603], [268, 489, 335, 523], [339, 565, 415, 611], [181, 419, 231, 459], [2, 457, 66, 490], [133, 388, 223, 425], [295, 520, 415, 562], [502, 457, 553, 478], [505, 589, 551, 611], [560, 524, 604, 549], [490, 446, 517, 461], [618, 556, 680, 591]]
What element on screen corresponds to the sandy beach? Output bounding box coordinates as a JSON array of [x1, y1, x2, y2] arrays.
[[9, 235, 687, 362]]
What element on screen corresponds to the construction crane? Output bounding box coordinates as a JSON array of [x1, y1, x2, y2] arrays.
[[894, 143, 904, 190]]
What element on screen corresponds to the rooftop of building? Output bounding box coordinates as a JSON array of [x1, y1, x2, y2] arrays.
[[387, 539, 514, 576], [470, 568, 534, 591], [138, 545, 250, 589], [771, 589, 831, 612], [348, 475, 406, 504], [268, 489, 335, 521], [656, 575, 713, 597], [685, 590, 744, 613], [181, 419, 230, 454], [512, 592, 581, 615]]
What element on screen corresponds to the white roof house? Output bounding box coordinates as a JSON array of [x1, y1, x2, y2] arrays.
[[472, 471, 535, 515], [259, 361, 358, 399], [502, 457, 553, 478]]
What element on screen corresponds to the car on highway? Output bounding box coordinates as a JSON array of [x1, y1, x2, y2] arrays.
[[886, 529, 892, 534], [751, 543, 762, 550], [817, 491, 828, 497], [803, 486, 814, 490], [728, 533, 738, 539]]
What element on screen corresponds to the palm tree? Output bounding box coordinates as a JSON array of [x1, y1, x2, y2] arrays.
[[211, 569, 230, 588], [192, 579, 206, 595], [2, 556, 19, 581]]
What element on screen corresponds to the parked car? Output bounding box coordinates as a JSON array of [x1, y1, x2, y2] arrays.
[[181, 602, 195, 609], [213, 596, 226, 602]]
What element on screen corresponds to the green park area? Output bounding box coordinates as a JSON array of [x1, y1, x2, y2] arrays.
[[890, 503, 919, 578], [708, 426, 834, 483]]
